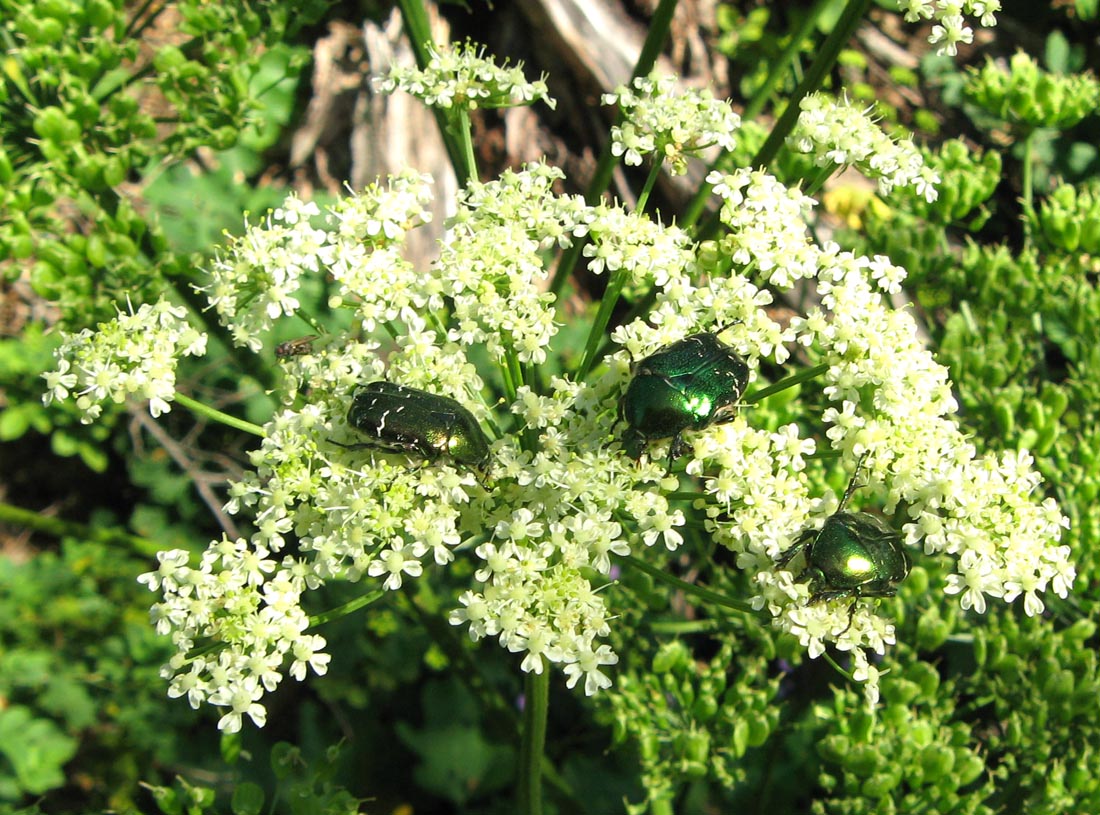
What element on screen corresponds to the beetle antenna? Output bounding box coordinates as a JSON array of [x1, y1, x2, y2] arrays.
[[837, 452, 870, 512], [712, 317, 744, 334]]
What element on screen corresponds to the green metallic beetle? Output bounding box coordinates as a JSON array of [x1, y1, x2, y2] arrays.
[[338, 381, 491, 474], [619, 329, 750, 468], [777, 463, 910, 628]]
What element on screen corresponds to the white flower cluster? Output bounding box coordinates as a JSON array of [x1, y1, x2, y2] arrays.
[[202, 174, 437, 349], [200, 194, 326, 351], [584, 205, 696, 292], [697, 242, 1073, 706], [141, 166, 704, 726], [603, 73, 740, 175], [787, 93, 941, 202], [439, 164, 590, 364], [42, 298, 207, 423], [138, 539, 330, 733], [899, 0, 1000, 56], [139, 150, 1071, 723], [325, 170, 437, 331], [708, 168, 819, 288], [378, 40, 555, 111]]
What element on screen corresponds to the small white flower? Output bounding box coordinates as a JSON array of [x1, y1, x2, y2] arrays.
[[368, 539, 427, 591]]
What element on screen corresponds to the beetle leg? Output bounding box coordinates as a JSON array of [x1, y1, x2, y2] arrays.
[[838, 598, 859, 636], [665, 433, 688, 474], [329, 438, 372, 451], [776, 528, 815, 568]]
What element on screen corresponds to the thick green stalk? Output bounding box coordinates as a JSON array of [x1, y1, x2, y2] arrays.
[[454, 107, 478, 184], [308, 589, 386, 627], [803, 163, 838, 198], [518, 665, 550, 815], [0, 500, 168, 558], [174, 392, 266, 437], [634, 157, 665, 214], [548, 0, 680, 298], [625, 554, 760, 614], [575, 267, 629, 379], [743, 362, 829, 404], [681, 0, 836, 231], [572, 159, 665, 379], [695, 0, 874, 242], [750, 0, 872, 170], [396, 0, 469, 184]]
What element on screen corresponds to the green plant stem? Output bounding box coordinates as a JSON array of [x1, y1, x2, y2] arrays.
[[695, 0, 873, 242], [308, 589, 386, 627], [396, 0, 469, 184], [804, 163, 838, 198], [575, 267, 629, 379], [635, 159, 664, 213], [507, 347, 525, 398], [822, 650, 856, 680], [518, 664, 550, 815], [624, 554, 760, 614], [752, 0, 872, 170], [174, 393, 265, 436], [681, 0, 835, 231], [454, 107, 478, 183], [1021, 128, 1036, 246], [743, 362, 829, 404], [296, 311, 328, 337], [0, 500, 169, 558], [649, 619, 722, 634], [548, 0, 679, 298], [571, 160, 666, 378], [399, 590, 576, 803]]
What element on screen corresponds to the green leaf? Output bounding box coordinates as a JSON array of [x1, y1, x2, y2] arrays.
[[231, 782, 264, 815], [1044, 29, 1071, 74], [0, 705, 78, 795], [0, 406, 30, 440]]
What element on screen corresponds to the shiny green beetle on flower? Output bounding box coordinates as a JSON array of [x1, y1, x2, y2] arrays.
[[339, 381, 491, 474], [777, 463, 910, 626], [619, 329, 750, 468]]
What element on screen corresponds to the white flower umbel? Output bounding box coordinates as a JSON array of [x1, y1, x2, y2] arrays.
[[138, 538, 329, 734], [326, 170, 437, 331], [584, 204, 696, 295], [378, 40, 555, 111], [787, 92, 941, 202], [438, 163, 591, 365], [200, 193, 327, 351], [899, 0, 1000, 56], [603, 73, 740, 175], [42, 297, 207, 423], [702, 241, 1073, 704]]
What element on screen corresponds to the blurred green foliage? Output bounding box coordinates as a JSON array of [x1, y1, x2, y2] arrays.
[[0, 0, 328, 810], [0, 0, 323, 320], [0, 539, 213, 809]]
